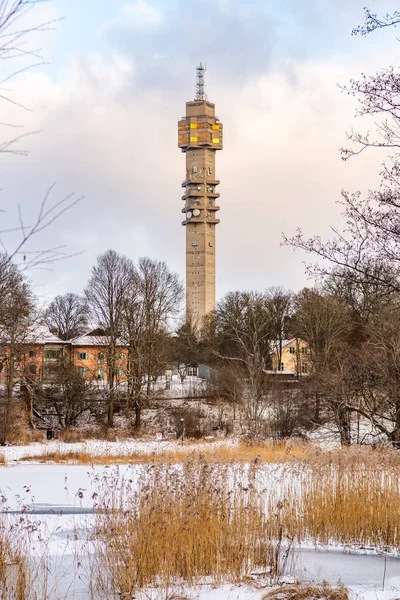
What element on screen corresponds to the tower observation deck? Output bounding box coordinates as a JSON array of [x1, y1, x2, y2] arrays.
[[178, 64, 223, 325]]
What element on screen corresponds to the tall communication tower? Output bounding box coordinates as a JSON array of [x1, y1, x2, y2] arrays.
[[177, 65, 223, 326]]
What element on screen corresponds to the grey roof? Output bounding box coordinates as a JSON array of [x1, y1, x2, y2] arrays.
[[70, 333, 125, 347], [26, 325, 64, 345]]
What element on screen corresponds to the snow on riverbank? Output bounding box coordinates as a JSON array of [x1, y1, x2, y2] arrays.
[[0, 436, 237, 462], [1, 460, 400, 599]]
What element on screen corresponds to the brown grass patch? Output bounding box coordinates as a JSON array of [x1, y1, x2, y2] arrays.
[[5, 427, 44, 446], [91, 459, 282, 598], [278, 464, 400, 549], [0, 519, 31, 599], [263, 583, 349, 600], [22, 439, 307, 465], [88, 451, 400, 596], [0, 454, 5, 465]]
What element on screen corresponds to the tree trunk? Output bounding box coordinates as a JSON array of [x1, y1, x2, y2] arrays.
[[108, 371, 115, 428], [314, 393, 320, 423], [135, 399, 141, 429], [337, 403, 351, 446], [389, 399, 400, 448]]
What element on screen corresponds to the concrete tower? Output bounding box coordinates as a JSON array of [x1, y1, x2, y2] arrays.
[[178, 64, 223, 325]]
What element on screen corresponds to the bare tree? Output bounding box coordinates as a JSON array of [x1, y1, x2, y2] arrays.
[[36, 359, 98, 429], [167, 314, 201, 383], [122, 257, 183, 428], [0, 0, 59, 156], [0, 2, 82, 267], [0, 252, 36, 443], [284, 7, 400, 293], [85, 250, 137, 428], [266, 287, 292, 372], [43, 292, 89, 340], [215, 291, 273, 435], [342, 301, 400, 447], [292, 288, 353, 442], [352, 7, 400, 38], [138, 257, 183, 398], [1, 184, 83, 270]]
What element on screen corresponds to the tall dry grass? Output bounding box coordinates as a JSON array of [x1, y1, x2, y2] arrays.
[[21, 437, 400, 469], [91, 460, 282, 599], [263, 583, 349, 600], [0, 519, 31, 600], [277, 464, 400, 549], [23, 439, 306, 465], [90, 450, 400, 597]]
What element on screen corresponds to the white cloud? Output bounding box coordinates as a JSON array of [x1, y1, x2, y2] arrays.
[[123, 0, 162, 26], [99, 0, 162, 34], [2, 45, 396, 303], [3, 0, 400, 304]]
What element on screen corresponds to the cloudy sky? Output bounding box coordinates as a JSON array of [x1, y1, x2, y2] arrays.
[[2, 0, 400, 307]]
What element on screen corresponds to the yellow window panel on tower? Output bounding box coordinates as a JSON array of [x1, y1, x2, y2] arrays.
[[190, 136, 198, 142], [212, 124, 220, 130], [190, 123, 197, 129], [212, 138, 220, 144]]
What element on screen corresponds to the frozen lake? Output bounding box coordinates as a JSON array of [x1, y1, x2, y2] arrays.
[[0, 463, 399, 599]]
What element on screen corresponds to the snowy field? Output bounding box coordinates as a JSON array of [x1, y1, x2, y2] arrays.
[[0, 436, 236, 462], [1, 458, 400, 600]]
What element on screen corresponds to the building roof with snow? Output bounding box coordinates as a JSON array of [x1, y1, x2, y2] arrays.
[[69, 331, 125, 347]]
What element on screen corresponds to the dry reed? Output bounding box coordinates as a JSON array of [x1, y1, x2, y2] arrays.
[[22, 439, 306, 465], [0, 519, 30, 600], [21, 438, 400, 469], [90, 460, 282, 598], [263, 583, 349, 600], [277, 464, 400, 549], [90, 450, 400, 597]]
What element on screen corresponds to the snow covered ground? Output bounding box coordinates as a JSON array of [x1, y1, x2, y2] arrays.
[[1, 461, 400, 600], [0, 436, 236, 462]]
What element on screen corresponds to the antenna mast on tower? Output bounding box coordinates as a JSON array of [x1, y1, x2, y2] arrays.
[[195, 62, 207, 100]]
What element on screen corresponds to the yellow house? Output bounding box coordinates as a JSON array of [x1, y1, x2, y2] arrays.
[[270, 338, 310, 376]]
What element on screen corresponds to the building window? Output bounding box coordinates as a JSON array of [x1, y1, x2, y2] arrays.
[[117, 352, 125, 361], [29, 364, 37, 375], [301, 362, 308, 374], [289, 347, 295, 354], [301, 347, 308, 355], [280, 363, 284, 371], [29, 350, 36, 359], [98, 368, 104, 381], [116, 368, 124, 377], [44, 349, 61, 361], [187, 366, 198, 377], [78, 352, 88, 360], [98, 352, 104, 364], [78, 367, 89, 376]]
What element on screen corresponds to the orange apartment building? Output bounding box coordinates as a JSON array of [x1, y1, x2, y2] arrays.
[[69, 332, 128, 382], [0, 327, 129, 384]]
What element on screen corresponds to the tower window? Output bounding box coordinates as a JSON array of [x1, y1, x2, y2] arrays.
[[209, 242, 213, 247], [192, 242, 198, 246], [209, 167, 213, 174], [192, 165, 198, 173]]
